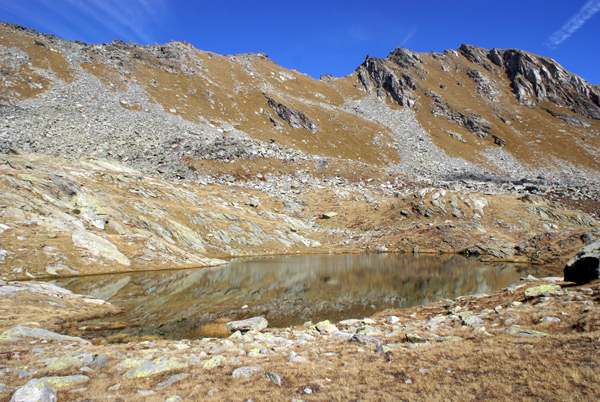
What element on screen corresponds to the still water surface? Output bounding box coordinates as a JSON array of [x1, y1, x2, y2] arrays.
[[50, 254, 552, 339]]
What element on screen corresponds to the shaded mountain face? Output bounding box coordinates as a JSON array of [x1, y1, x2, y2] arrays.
[[1, 22, 598, 184]]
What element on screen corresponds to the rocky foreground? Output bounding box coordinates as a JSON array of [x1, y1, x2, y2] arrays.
[[1, 267, 599, 401]]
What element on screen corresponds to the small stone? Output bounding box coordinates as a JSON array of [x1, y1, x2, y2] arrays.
[[350, 333, 382, 346], [357, 325, 381, 335], [405, 333, 428, 344], [539, 316, 561, 323], [107, 383, 121, 391], [156, 373, 189, 389], [232, 366, 263, 378], [338, 319, 361, 326], [506, 326, 548, 337], [264, 372, 282, 386], [316, 320, 338, 334], [387, 316, 400, 324], [321, 212, 338, 219], [165, 397, 183, 402]]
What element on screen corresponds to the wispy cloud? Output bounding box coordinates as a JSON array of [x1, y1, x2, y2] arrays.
[[0, 0, 167, 44], [545, 0, 600, 48], [64, 0, 167, 44], [400, 28, 416, 47]]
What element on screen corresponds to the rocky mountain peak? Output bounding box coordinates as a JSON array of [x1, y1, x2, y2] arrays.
[[459, 44, 600, 119]]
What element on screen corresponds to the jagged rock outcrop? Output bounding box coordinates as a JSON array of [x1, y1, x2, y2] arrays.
[[265, 96, 320, 132], [459, 44, 600, 119], [356, 52, 417, 107], [428, 93, 492, 138]]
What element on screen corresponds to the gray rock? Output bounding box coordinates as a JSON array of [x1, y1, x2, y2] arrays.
[[505, 326, 548, 337], [321, 212, 338, 219], [264, 372, 282, 386], [404, 333, 429, 343], [564, 240, 600, 284], [123, 356, 188, 379], [462, 315, 484, 327], [539, 316, 561, 323], [46, 353, 108, 370], [71, 230, 131, 266], [232, 366, 264, 378], [0, 326, 90, 344], [42, 375, 90, 390], [315, 159, 328, 169], [10, 379, 56, 402], [350, 333, 382, 346], [156, 373, 189, 389], [387, 315, 400, 324], [225, 316, 268, 332]]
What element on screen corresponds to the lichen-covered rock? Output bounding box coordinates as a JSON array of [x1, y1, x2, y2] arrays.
[[316, 320, 338, 334], [42, 375, 89, 390], [564, 240, 600, 284], [122, 356, 187, 379], [46, 353, 108, 371], [357, 325, 382, 335], [524, 284, 562, 298], [225, 316, 268, 333], [202, 355, 226, 369], [116, 358, 147, 371], [10, 379, 56, 402]]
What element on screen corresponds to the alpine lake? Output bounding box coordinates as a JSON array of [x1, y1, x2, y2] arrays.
[[47, 253, 553, 340]]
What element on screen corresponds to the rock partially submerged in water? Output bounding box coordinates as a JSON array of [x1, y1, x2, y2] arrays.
[[225, 316, 268, 333], [564, 240, 600, 284]]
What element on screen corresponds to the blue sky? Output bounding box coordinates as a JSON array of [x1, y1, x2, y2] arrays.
[[1, 0, 599, 84]]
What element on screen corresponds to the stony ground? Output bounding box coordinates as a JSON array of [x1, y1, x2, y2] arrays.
[[1, 276, 599, 401]]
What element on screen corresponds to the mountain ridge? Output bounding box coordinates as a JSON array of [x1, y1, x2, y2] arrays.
[[0, 21, 599, 282]]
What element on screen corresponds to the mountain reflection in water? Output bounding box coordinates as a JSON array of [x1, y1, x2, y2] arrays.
[[49, 254, 551, 339]]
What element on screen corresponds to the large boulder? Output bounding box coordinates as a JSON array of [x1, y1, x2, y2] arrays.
[[10, 379, 56, 402], [564, 240, 600, 284]]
